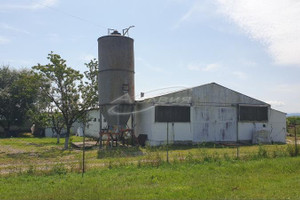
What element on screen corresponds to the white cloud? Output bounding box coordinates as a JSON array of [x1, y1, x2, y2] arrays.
[[174, 0, 217, 29], [216, 0, 300, 66], [0, 36, 10, 44], [0, 23, 30, 34], [176, 3, 201, 25], [232, 71, 247, 80], [266, 100, 286, 107], [203, 63, 220, 71], [0, 0, 58, 10], [266, 83, 300, 112], [187, 62, 220, 72]]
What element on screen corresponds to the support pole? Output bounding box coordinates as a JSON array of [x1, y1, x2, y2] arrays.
[[167, 122, 169, 163], [236, 104, 240, 159], [131, 113, 134, 146], [295, 124, 298, 156], [82, 124, 85, 177], [99, 110, 102, 149]]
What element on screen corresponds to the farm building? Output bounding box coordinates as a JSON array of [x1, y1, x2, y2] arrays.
[[45, 109, 107, 138], [46, 31, 287, 147], [95, 31, 286, 146], [134, 82, 286, 146]]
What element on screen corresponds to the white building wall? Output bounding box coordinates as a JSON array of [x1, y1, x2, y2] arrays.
[[45, 109, 107, 138], [238, 122, 266, 141], [135, 103, 193, 146], [269, 109, 286, 143], [237, 108, 286, 143], [135, 103, 154, 140], [135, 83, 286, 145], [192, 106, 237, 142], [135, 105, 286, 145]]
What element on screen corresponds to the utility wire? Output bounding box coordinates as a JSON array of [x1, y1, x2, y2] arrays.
[[35, 0, 106, 30]]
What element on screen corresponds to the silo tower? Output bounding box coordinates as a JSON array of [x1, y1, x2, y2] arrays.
[[98, 29, 135, 144]]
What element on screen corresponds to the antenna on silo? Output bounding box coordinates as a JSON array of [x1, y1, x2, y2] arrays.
[[107, 28, 115, 35], [122, 25, 135, 36]]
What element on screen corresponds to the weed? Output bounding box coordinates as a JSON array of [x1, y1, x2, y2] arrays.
[[286, 144, 300, 157], [107, 160, 113, 169], [185, 152, 194, 163], [257, 145, 268, 158], [137, 159, 142, 168], [223, 152, 231, 161], [26, 165, 36, 175], [271, 145, 287, 158], [50, 163, 67, 175]]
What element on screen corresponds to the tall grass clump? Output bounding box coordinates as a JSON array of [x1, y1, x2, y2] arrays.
[[50, 163, 67, 175], [257, 145, 268, 158], [286, 144, 300, 157]]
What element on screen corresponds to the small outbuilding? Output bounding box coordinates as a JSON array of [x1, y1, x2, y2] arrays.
[[134, 83, 286, 146]]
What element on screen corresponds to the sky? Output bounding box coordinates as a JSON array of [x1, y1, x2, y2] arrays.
[[1, 0, 300, 113]]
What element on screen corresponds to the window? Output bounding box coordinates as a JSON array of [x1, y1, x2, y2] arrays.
[[122, 84, 129, 92], [239, 106, 268, 122], [155, 106, 190, 122]]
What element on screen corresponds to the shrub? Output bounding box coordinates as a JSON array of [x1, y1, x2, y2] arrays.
[[50, 163, 67, 175], [26, 165, 36, 175], [286, 144, 300, 157], [257, 145, 268, 158]]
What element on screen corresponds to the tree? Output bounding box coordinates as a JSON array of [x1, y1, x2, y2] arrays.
[[83, 58, 99, 109], [50, 109, 65, 144], [33, 52, 98, 149], [0, 66, 41, 137], [26, 77, 51, 137]]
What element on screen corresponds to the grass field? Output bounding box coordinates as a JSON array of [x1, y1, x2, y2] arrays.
[[1, 136, 298, 174], [1, 157, 300, 199], [0, 136, 300, 199]]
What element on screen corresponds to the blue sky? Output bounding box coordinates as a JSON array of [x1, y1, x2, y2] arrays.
[[1, 0, 300, 113]]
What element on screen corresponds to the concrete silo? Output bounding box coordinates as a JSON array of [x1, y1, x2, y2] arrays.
[[98, 30, 135, 131]]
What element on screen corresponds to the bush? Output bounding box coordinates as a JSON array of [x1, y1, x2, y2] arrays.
[[26, 165, 36, 175], [18, 132, 34, 138], [50, 163, 67, 175], [286, 144, 300, 157], [257, 145, 268, 158]]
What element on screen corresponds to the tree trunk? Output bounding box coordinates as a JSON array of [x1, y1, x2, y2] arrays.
[[64, 126, 71, 149], [4, 123, 10, 138], [4, 127, 10, 138], [57, 133, 60, 144]]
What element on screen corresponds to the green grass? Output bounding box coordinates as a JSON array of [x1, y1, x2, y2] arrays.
[[0, 136, 298, 175], [1, 137, 300, 199], [1, 157, 300, 199]]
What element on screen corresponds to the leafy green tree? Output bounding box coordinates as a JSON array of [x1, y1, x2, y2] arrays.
[[33, 52, 98, 149], [83, 58, 99, 109], [286, 116, 300, 135], [49, 109, 65, 144], [25, 74, 51, 137], [0, 66, 40, 137]]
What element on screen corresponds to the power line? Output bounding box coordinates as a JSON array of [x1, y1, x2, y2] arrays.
[[35, 1, 106, 30]]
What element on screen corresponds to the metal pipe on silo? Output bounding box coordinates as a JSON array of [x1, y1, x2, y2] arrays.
[[97, 30, 135, 130]]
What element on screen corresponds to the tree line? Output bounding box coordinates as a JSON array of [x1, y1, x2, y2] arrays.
[[0, 52, 98, 149], [286, 116, 300, 136]]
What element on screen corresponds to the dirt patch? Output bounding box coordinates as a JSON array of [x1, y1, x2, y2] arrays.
[[0, 145, 26, 154], [286, 139, 300, 144]]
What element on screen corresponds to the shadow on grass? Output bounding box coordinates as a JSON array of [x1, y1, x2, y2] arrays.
[[97, 146, 144, 159], [144, 141, 286, 152], [6, 147, 73, 159]]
